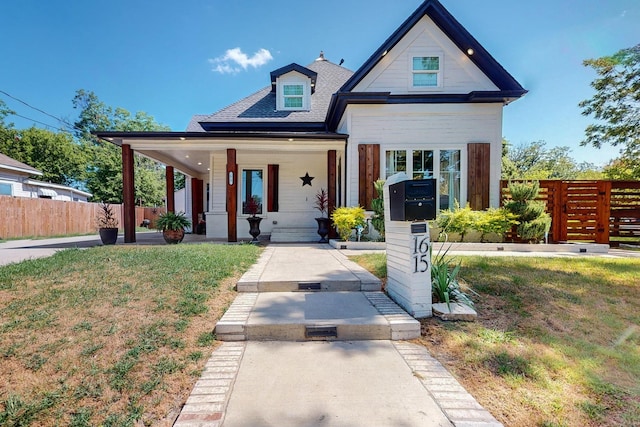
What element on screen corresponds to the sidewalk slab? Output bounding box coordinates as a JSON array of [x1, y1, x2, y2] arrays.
[[221, 341, 453, 427]]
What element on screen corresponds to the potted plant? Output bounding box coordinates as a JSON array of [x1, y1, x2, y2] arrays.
[[156, 211, 191, 244], [96, 202, 119, 245], [314, 188, 330, 243], [245, 196, 262, 243]]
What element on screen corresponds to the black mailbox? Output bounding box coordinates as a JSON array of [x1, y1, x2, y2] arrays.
[[389, 179, 436, 221]]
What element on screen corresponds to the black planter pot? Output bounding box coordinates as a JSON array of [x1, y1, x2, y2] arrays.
[[99, 227, 118, 245], [247, 216, 262, 243], [315, 217, 330, 243]]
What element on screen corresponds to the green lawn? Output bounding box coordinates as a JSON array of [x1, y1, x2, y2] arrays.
[[0, 243, 260, 426], [351, 253, 640, 427]]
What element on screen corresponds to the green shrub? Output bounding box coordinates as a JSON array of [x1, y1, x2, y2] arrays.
[[474, 208, 519, 242], [331, 206, 366, 241], [503, 181, 551, 243], [436, 201, 478, 241], [370, 179, 385, 239]]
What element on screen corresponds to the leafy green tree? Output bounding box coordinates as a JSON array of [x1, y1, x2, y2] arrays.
[[502, 139, 601, 180], [72, 90, 170, 204], [0, 127, 87, 185], [580, 44, 640, 178]]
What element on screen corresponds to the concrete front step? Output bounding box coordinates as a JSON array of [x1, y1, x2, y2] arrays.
[[236, 244, 382, 292], [269, 227, 320, 243], [237, 279, 379, 292], [215, 292, 420, 342]]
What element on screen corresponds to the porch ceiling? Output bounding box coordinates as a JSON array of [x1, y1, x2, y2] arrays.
[[97, 132, 347, 177]]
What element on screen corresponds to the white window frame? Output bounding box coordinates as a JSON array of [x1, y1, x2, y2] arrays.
[[283, 84, 304, 109], [276, 73, 311, 111], [382, 145, 466, 211], [408, 52, 443, 91]]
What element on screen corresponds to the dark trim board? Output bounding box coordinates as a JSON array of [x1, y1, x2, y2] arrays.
[[326, 90, 526, 131]]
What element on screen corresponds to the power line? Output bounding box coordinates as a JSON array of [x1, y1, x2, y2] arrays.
[[9, 112, 74, 135], [0, 89, 77, 133]]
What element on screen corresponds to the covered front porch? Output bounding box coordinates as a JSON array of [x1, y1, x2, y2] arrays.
[[97, 131, 347, 243]]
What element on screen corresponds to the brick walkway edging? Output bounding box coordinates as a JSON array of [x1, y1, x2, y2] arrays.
[[393, 341, 503, 427], [174, 341, 502, 427], [173, 342, 246, 427]]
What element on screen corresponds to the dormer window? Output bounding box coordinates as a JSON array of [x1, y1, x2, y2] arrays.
[[283, 84, 304, 109], [270, 63, 317, 112]]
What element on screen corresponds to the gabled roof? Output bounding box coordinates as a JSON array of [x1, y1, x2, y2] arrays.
[[339, 0, 526, 95], [270, 63, 318, 93], [187, 58, 353, 133], [0, 153, 43, 176]]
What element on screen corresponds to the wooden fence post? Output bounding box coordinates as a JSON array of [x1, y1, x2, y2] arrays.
[[596, 181, 611, 244]]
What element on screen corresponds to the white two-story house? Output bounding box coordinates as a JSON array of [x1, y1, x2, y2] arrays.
[[97, 0, 526, 243]]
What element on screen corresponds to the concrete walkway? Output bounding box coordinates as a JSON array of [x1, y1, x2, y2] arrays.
[[175, 244, 503, 427]]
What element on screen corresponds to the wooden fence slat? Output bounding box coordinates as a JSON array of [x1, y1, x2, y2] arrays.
[[0, 196, 165, 239]]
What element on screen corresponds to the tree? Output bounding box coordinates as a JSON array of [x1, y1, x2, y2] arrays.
[[0, 127, 88, 186], [580, 44, 640, 177], [502, 139, 601, 180], [72, 90, 170, 204]]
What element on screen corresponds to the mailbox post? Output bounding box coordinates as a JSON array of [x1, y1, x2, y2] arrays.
[[383, 173, 436, 318]]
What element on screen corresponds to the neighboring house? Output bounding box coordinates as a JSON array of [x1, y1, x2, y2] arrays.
[[0, 153, 92, 202], [96, 0, 526, 243]]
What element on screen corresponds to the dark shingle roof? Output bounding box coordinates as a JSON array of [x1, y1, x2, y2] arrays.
[[186, 59, 353, 132]]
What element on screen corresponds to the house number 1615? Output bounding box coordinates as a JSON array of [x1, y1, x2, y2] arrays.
[[412, 235, 430, 273]]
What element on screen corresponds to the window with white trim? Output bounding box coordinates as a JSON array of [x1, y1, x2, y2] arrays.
[[439, 150, 461, 211], [385, 150, 406, 177], [412, 55, 441, 88], [385, 148, 461, 211], [283, 84, 304, 109]]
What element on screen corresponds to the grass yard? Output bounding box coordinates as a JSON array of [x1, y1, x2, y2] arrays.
[[350, 254, 640, 427], [0, 243, 261, 426]]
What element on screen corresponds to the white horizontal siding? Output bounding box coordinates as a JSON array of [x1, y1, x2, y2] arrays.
[[354, 16, 498, 94], [343, 103, 503, 208], [206, 150, 337, 239]]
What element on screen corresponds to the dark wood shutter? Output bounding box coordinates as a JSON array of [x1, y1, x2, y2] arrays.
[[267, 164, 279, 212], [467, 143, 491, 210], [358, 144, 380, 210]]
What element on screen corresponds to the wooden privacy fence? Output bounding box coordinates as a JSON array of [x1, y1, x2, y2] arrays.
[[500, 180, 640, 244], [0, 196, 165, 239]]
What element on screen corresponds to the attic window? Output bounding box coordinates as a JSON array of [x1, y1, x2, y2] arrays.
[[412, 55, 441, 88], [283, 84, 304, 108], [276, 77, 311, 111]]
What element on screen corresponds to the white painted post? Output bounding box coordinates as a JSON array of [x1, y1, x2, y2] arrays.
[[383, 175, 432, 318]]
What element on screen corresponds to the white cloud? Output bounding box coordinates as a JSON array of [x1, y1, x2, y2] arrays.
[[210, 47, 273, 74]]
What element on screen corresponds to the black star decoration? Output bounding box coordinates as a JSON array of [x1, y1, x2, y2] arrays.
[[300, 172, 314, 187]]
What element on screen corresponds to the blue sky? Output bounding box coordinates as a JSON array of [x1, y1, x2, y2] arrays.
[[1, 0, 638, 165]]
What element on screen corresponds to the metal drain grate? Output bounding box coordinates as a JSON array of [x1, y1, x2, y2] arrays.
[[298, 282, 321, 291], [305, 326, 337, 339]]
